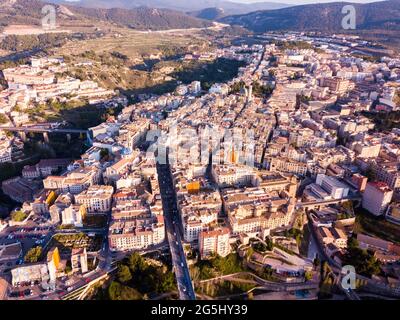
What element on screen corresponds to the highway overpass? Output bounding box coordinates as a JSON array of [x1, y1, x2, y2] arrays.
[[0, 125, 90, 143]]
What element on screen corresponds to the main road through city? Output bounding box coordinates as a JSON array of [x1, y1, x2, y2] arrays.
[[157, 163, 196, 300]]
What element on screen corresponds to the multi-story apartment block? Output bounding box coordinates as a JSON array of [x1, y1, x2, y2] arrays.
[[315, 174, 350, 199], [177, 189, 222, 243], [109, 214, 165, 251], [61, 204, 86, 227], [362, 182, 393, 216], [108, 178, 165, 251], [199, 227, 231, 259], [320, 77, 352, 95], [211, 164, 256, 188], [266, 157, 308, 176], [75, 185, 114, 213], [223, 182, 296, 235], [43, 166, 101, 194]]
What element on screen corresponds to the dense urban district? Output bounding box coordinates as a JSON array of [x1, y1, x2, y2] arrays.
[[1, 30, 400, 301]]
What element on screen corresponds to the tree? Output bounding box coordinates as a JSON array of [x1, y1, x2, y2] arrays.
[[108, 281, 142, 300], [343, 237, 381, 277], [100, 148, 109, 159], [264, 237, 274, 251], [157, 271, 176, 293], [11, 211, 28, 222], [0, 113, 9, 124], [365, 167, 376, 181], [252, 81, 273, 98], [347, 237, 359, 250], [117, 265, 132, 283], [127, 252, 145, 273], [246, 247, 254, 263], [230, 80, 245, 94], [24, 246, 42, 263], [305, 271, 313, 281], [394, 90, 400, 107], [190, 266, 201, 283], [313, 257, 321, 268]]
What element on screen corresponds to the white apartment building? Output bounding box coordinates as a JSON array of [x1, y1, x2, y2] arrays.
[[61, 204, 85, 227], [0, 147, 12, 163], [352, 142, 381, 158], [362, 182, 393, 216], [184, 219, 203, 243], [316, 174, 349, 199], [199, 227, 231, 259], [75, 185, 114, 213], [109, 216, 165, 251], [211, 164, 255, 188], [43, 166, 101, 194]]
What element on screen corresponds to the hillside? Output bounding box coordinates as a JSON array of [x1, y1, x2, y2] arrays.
[[220, 0, 400, 32], [189, 7, 226, 21], [0, 0, 213, 31], [47, 0, 291, 15]]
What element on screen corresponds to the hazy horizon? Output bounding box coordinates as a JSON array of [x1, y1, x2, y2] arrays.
[[59, 0, 387, 3], [231, 0, 385, 4]]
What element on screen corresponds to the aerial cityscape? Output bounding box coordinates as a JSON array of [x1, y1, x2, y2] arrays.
[[0, 0, 400, 305]]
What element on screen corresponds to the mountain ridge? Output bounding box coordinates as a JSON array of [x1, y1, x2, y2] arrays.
[[0, 0, 214, 31], [46, 0, 292, 15], [220, 0, 400, 32]]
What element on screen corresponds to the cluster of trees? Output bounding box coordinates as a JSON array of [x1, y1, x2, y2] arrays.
[[362, 110, 400, 132], [11, 210, 27, 222], [0, 154, 40, 183], [110, 51, 129, 62], [298, 94, 312, 104], [99, 148, 109, 161], [342, 237, 381, 278], [24, 246, 42, 263], [283, 228, 303, 246], [252, 81, 273, 97], [175, 58, 245, 90], [0, 58, 29, 70], [0, 113, 9, 124], [108, 281, 142, 300], [0, 33, 71, 52], [337, 212, 353, 220], [157, 45, 188, 58], [192, 253, 247, 281], [395, 90, 400, 107], [319, 261, 334, 299], [252, 237, 274, 253], [59, 104, 122, 130], [77, 50, 128, 67], [273, 40, 314, 50], [107, 252, 176, 300], [230, 80, 273, 98], [230, 80, 245, 94], [48, 100, 85, 113]]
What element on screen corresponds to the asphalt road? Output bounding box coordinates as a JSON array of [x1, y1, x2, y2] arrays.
[[157, 163, 196, 300]]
